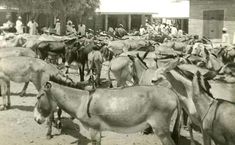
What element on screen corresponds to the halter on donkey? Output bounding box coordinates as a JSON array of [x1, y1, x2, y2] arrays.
[[192, 71, 235, 145], [34, 75, 181, 145], [151, 59, 214, 145]]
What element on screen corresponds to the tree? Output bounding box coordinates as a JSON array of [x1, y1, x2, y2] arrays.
[[0, 0, 100, 35]]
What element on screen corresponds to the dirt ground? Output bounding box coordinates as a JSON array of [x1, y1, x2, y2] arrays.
[[0, 65, 204, 145]]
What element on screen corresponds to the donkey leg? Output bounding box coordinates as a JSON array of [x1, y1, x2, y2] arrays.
[[79, 66, 85, 82], [46, 114, 54, 139], [96, 63, 102, 86], [19, 82, 29, 97], [6, 81, 11, 109], [188, 119, 196, 145], [89, 128, 101, 145], [57, 108, 63, 134], [150, 118, 175, 145], [154, 128, 175, 145], [0, 81, 8, 111], [202, 129, 211, 145]]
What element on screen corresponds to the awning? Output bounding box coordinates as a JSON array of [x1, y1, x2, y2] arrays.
[[96, 0, 189, 18], [96, 0, 159, 14]]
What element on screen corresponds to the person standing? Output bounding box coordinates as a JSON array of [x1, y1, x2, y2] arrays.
[[170, 24, 178, 37], [27, 18, 38, 35], [221, 27, 230, 46], [15, 16, 24, 34], [78, 23, 86, 36], [139, 25, 146, 35], [66, 20, 76, 35], [55, 19, 61, 35], [107, 26, 115, 36]]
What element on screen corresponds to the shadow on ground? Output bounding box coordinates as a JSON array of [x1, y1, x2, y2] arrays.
[[10, 92, 37, 97], [179, 135, 201, 145], [54, 117, 91, 145], [11, 105, 34, 112]]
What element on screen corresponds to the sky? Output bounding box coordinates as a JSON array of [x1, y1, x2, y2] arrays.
[[96, 0, 189, 18]]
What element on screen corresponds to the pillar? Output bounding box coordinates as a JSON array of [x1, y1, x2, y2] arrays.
[[128, 14, 131, 32], [141, 14, 146, 26], [105, 14, 108, 31], [150, 15, 153, 24]]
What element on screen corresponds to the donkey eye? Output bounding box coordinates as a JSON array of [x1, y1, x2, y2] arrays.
[[37, 94, 43, 100], [37, 96, 41, 100]]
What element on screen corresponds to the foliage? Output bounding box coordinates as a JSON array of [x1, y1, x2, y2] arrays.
[[0, 0, 100, 35], [0, 0, 100, 16]]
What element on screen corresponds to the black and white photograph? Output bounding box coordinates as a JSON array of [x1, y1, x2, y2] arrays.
[[0, 0, 234, 145]]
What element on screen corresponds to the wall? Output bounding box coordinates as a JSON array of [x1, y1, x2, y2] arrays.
[[189, 0, 235, 42]]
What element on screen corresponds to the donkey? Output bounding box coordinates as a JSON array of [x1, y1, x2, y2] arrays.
[[107, 50, 152, 87], [0, 56, 67, 139], [34, 75, 181, 145], [0, 47, 37, 97], [126, 53, 181, 136], [0, 56, 62, 110], [192, 71, 235, 145], [107, 56, 135, 87], [151, 59, 218, 145], [87, 49, 104, 86], [65, 41, 98, 81]]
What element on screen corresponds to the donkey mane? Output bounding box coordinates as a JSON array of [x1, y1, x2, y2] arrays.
[[49, 75, 90, 90], [196, 72, 214, 98], [173, 67, 214, 98], [174, 66, 194, 81], [136, 54, 149, 69]]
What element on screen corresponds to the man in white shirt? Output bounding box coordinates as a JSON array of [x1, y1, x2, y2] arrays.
[[78, 23, 86, 36], [55, 19, 61, 35], [66, 20, 76, 35], [27, 18, 38, 35], [221, 27, 230, 46], [170, 25, 178, 37], [15, 16, 24, 34], [139, 25, 146, 35]]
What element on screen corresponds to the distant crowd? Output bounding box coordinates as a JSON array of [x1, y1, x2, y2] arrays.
[[1, 15, 234, 45]]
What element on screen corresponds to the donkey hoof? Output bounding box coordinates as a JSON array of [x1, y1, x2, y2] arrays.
[[0, 105, 7, 111], [46, 134, 53, 140]]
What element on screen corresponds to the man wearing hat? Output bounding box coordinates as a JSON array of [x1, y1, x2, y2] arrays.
[[15, 16, 24, 34], [222, 27, 230, 46]]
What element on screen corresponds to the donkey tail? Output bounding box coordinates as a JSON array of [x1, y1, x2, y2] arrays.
[[171, 96, 182, 145]]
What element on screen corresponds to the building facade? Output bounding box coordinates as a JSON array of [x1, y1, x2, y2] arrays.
[[189, 0, 235, 42], [83, 13, 151, 33]]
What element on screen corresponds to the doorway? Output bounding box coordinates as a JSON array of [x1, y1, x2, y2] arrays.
[[203, 10, 224, 39]]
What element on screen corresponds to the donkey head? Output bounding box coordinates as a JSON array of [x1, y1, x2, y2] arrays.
[[34, 82, 55, 125], [152, 57, 181, 84]]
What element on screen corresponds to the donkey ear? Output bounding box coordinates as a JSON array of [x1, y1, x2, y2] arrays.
[[142, 50, 150, 60], [154, 58, 159, 68], [44, 82, 52, 89], [127, 55, 135, 61], [164, 57, 181, 72], [204, 47, 210, 56]]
